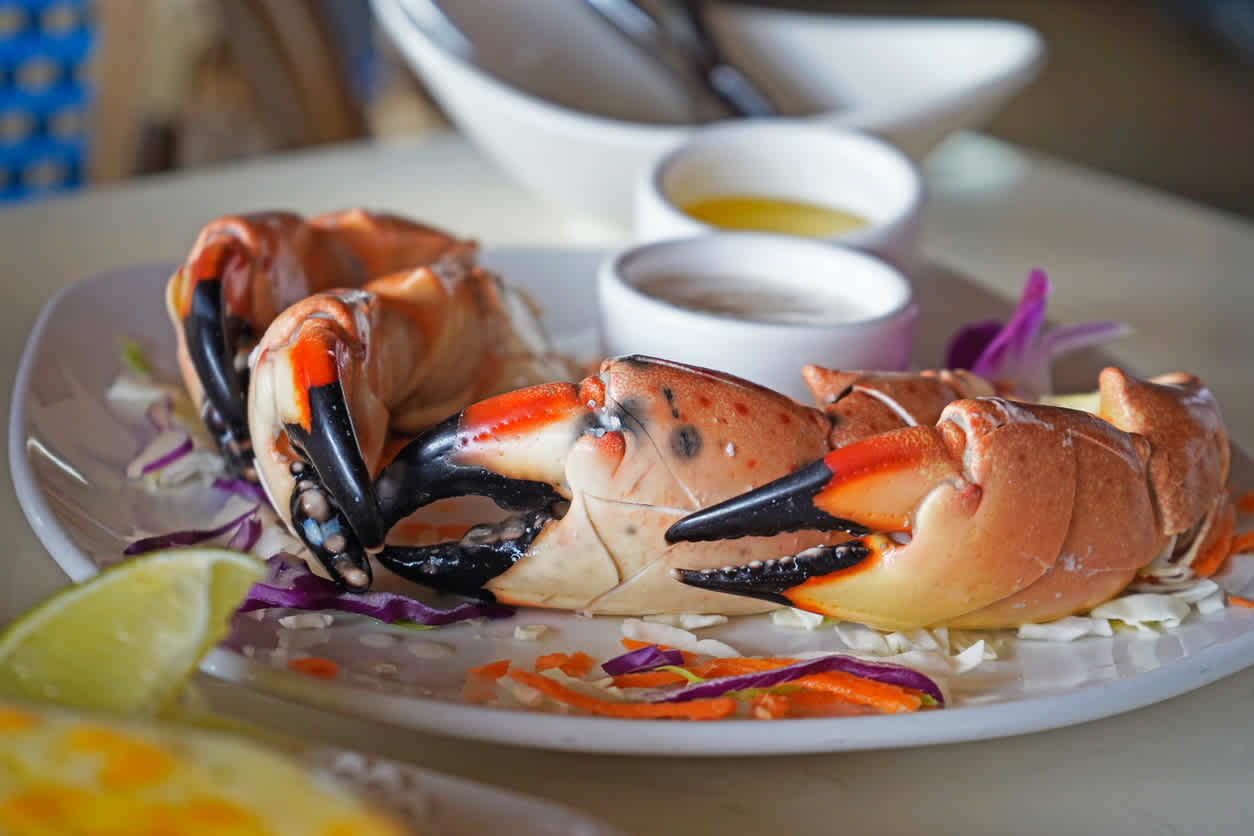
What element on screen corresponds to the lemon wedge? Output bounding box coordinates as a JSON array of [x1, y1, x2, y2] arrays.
[[0, 548, 264, 716]]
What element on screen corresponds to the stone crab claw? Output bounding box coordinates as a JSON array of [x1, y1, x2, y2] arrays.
[[247, 251, 573, 590], [668, 368, 1232, 631], [370, 381, 593, 599], [369, 356, 841, 614], [166, 209, 465, 478]]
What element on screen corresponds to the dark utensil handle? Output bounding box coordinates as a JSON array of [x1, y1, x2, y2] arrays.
[[706, 63, 777, 117], [674, 0, 778, 116]]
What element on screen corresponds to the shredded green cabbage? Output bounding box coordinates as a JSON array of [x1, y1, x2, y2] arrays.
[[120, 337, 154, 378]]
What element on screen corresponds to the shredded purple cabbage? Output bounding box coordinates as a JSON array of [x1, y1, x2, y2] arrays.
[[601, 644, 685, 676], [944, 319, 1003, 372], [945, 269, 1130, 399], [238, 556, 514, 626], [138, 435, 194, 475], [213, 476, 269, 504], [651, 653, 944, 706], [226, 516, 262, 552], [124, 507, 260, 555]]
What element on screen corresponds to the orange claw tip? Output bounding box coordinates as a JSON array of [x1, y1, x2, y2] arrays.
[[289, 337, 341, 391], [812, 426, 964, 533], [459, 382, 586, 443], [275, 329, 344, 434]]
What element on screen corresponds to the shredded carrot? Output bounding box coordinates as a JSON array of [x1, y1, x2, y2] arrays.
[[750, 693, 790, 719], [1228, 595, 1254, 608], [533, 653, 570, 672], [462, 659, 510, 704], [1230, 531, 1254, 556], [792, 671, 923, 713], [534, 651, 597, 677], [1190, 503, 1237, 577], [619, 637, 697, 665], [688, 657, 800, 679], [1198, 527, 1254, 589], [1237, 491, 1254, 514], [287, 657, 339, 680], [610, 670, 689, 689], [616, 656, 923, 714], [467, 659, 511, 680], [1192, 543, 1232, 578], [749, 691, 881, 719], [459, 643, 939, 720], [566, 651, 597, 677], [782, 691, 879, 718], [507, 670, 736, 720]]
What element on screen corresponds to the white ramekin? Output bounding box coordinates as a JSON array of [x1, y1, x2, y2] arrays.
[[633, 120, 924, 271], [597, 233, 918, 402]]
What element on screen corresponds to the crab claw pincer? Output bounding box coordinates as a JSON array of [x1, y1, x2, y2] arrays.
[[370, 383, 587, 598], [668, 395, 1173, 630], [167, 210, 464, 478], [370, 356, 835, 614], [248, 250, 571, 590]]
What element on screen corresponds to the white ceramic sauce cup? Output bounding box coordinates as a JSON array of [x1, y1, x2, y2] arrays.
[[597, 234, 918, 403], [633, 120, 924, 270]]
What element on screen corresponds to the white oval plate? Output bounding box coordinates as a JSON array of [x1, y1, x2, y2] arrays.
[[301, 743, 621, 835], [11, 248, 1254, 757]]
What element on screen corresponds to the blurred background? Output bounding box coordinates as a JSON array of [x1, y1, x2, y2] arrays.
[[4, 0, 1253, 217]]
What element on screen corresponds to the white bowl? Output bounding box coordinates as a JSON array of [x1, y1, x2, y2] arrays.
[[597, 234, 918, 402], [634, 121, 923, 270], [373, 0, 1045, 230]]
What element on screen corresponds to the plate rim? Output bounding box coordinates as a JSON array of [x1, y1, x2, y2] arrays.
[[11, 249, 1254, 757], [301, 741, 626, 833]]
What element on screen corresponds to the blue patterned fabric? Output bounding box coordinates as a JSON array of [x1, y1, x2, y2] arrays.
[[0, 0, 93, 204]]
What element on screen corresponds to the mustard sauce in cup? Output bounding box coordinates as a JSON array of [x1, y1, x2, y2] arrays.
[[680, 195, 869, 239], [634, 121, 923, 270]]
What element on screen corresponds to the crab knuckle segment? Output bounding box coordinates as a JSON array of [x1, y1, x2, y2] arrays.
[[804, 367, 982, 448], [782, 399, 1075, 628], [1097, 366, 1229, 534], [809, 383, 1225, 630]]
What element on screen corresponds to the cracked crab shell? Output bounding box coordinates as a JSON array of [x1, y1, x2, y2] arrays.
[[482, 357, 842, 614]]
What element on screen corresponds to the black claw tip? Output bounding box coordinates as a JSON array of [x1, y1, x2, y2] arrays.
[[375, 509, 550, 598], [326, 551, 373, 592], [289, 481, 373, 590], [673, 541, 871, 606], [285, 381, 385, 550], [665, 458, 869, 544], [186, 279, 257, 476], [376, 414, 565, 524], [202, 401, 256, 477]]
